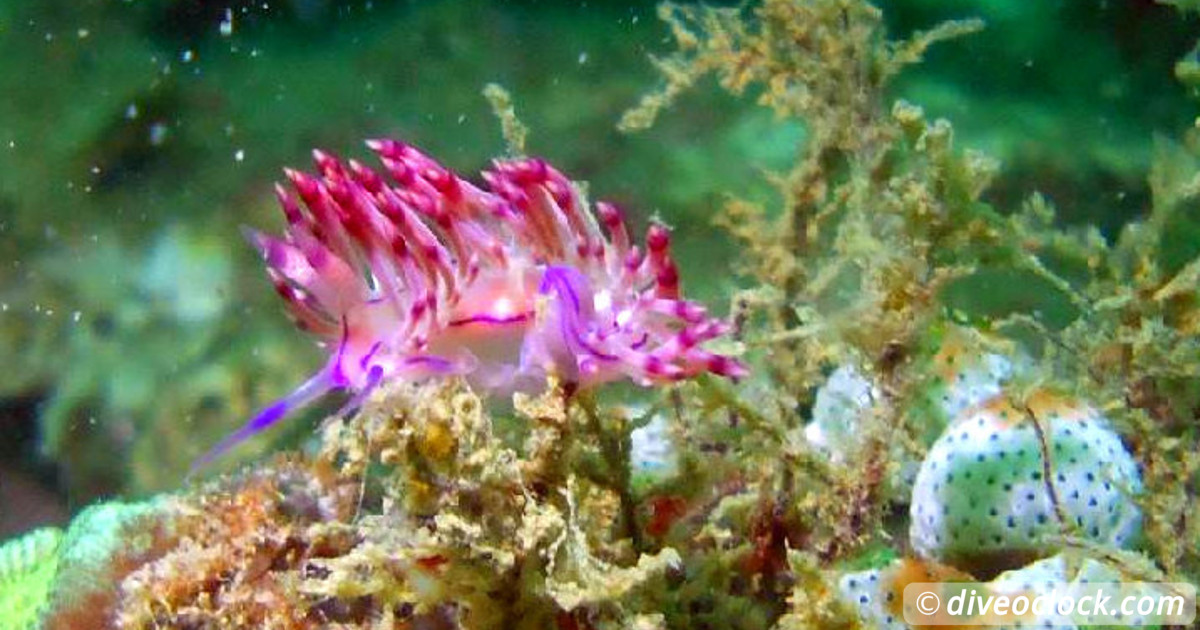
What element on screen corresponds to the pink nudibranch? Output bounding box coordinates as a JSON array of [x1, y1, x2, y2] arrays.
[[198, 140, 745, 465]]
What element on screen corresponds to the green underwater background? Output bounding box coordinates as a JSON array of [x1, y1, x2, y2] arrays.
[[0, 0, 1199, 628]]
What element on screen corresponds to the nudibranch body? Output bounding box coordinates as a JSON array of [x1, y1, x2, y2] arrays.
[[202, 140, 744, 462]]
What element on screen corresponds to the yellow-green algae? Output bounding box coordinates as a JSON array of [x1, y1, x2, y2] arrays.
[[0, 528, 61, 630], [618, 0, 1200, 619]]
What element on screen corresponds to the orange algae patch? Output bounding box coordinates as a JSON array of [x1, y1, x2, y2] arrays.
[[884, 558, 974, 630], [952, 388, 1093, 431], [1022, 389, 1092, 424], [929, 331, 980, 385], [108, 460, 361, 629]]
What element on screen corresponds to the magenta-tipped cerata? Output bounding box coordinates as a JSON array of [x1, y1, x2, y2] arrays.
[[199, 139, 745, 464]]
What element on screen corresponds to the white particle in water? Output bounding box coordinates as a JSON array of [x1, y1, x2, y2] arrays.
[[219, 8, 234, 37], [149, 122, 168, 146], [235, 149, 245, 162]]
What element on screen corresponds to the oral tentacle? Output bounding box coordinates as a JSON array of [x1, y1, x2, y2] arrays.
[[192, 368, 339, 470]]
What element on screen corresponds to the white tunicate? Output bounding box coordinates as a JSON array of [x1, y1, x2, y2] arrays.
[[804, 363, 926, 497], [937, 352, 1014, 422], [909, 398, 1141, 573], [805, 364, 877, 461], [838, 567, 907, 630], [984, 554, 1141, 629], [630, 412, 678, 482]]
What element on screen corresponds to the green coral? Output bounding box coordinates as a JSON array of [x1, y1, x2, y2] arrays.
[[0, 503, 157, 629], [0, 528, 61, 630]]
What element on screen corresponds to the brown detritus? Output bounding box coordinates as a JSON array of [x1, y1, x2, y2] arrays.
[[38, 457, 355, 630], [516, 381, 574, 496], [1023, 402, 1070, 530], [742, 497, 803, 606], [773, 551, 863, 630], [113, 459, 360, 629]]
